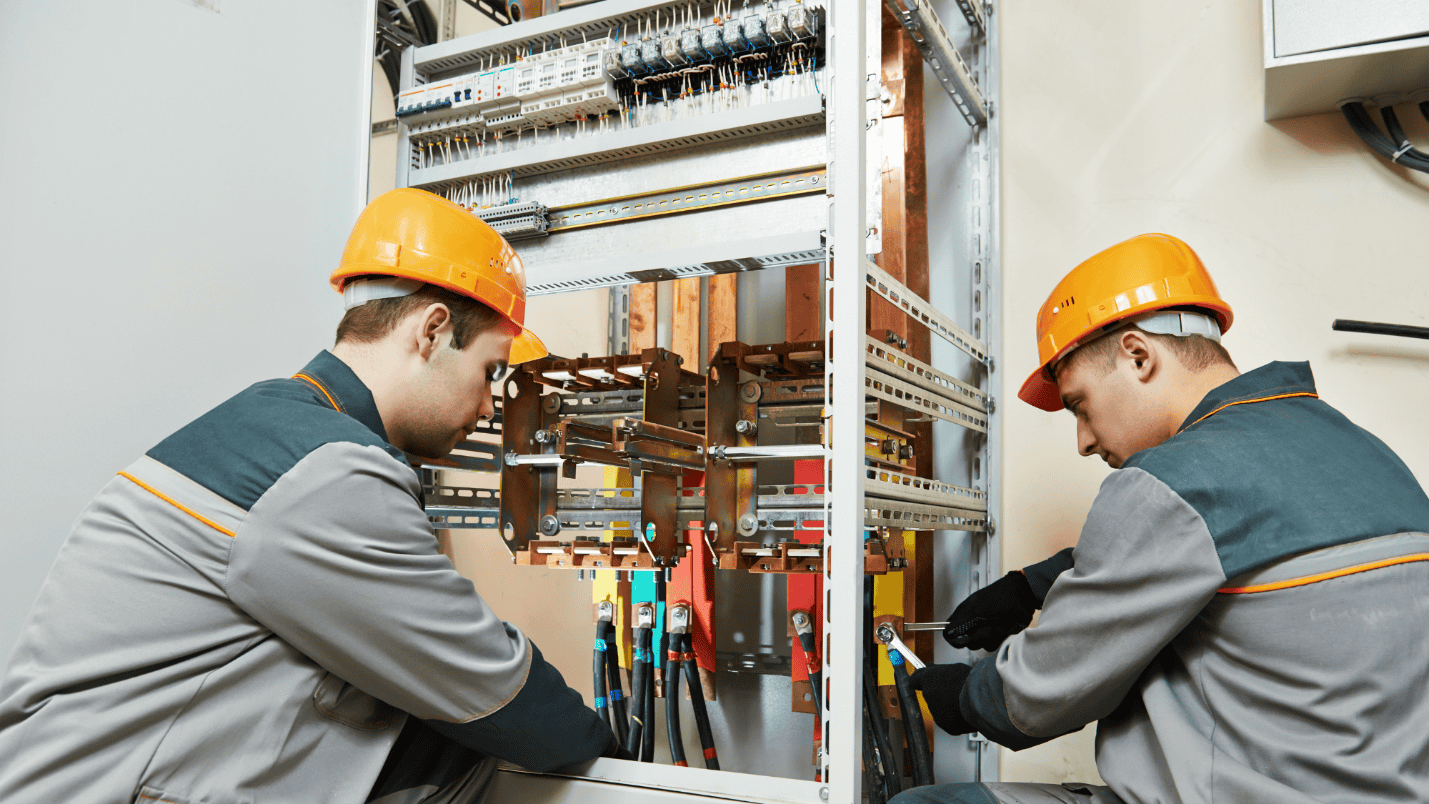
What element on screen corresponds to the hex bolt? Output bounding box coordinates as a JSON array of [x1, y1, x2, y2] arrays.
[[739, 381, 763, 403], [539, 514, 561, 536], [735, 419, 757, 435], [542, 394, 562, 413], [738, 513, 759, 537], [900, 444, 915, 461], [534, 429, 557, 444]]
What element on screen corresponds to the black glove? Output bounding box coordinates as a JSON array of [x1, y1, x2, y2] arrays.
[[942, 570, 1039, 651], [907, 663, 973, 735]]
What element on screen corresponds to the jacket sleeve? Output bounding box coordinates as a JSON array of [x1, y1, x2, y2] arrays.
[[227, 441, 554, 725], [1022, 547, 1075, 604], [959, 467, 1226, 750], [425, 642, 615, 772]]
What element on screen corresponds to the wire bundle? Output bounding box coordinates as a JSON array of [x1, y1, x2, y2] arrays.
[[1340, 101, 1429, 174]]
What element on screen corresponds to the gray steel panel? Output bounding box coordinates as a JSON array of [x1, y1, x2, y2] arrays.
[[524, 230, 826, 295], [407, 96, 825, 187]]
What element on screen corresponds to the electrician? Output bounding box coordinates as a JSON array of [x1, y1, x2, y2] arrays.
[[0, 188, 621, 803], [894, 234, 1429, 804]]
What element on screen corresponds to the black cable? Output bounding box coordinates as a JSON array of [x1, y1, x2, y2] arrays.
[[891, 651, 935, 788], [605, 627, 629, 749], [665, 635, 687, 767], [594, 620, 612, 735], [625, 625, 649, 757], [864, 664, 902, 798], [1380, 106, 1429, 166], [647, 575, 664, 763], [1333, 319, 1429, 340], [643, 647, 656, 762], [1340, 102, 1429, 173], [796, 627, 823, 717], [862, 695, 884, 804], [1420, 100, 1429, 126], [681, 633, 720, 770]]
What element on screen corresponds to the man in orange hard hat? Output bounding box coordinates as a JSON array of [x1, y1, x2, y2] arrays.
[[892, 234, 1429, 803], [0, 188, 621, 803]]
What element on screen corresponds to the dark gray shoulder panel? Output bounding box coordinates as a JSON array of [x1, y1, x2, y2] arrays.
[[147, 377, 402, 510], [1127, 394, 1429, 578]]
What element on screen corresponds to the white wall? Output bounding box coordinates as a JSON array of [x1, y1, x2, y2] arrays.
[[0, 0, 375, 665], [998, 0, 1429, 785]]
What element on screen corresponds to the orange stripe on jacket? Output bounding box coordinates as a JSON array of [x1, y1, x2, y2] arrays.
[[117, 471, 236, 538], [1218, 553, 1429, 594], [292, 372, 343, 413], [1181, 392, 1318, 432]]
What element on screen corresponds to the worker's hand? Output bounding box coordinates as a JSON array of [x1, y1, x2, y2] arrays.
[[602, 731, 636, 761], [942, 570, 1039, 651], [907, 663, 973, 735]]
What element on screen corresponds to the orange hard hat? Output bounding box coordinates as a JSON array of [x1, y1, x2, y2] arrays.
[[1018, 233, 1233, 411], [331, 188, 548, 364]]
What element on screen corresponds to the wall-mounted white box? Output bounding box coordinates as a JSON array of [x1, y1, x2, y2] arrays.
[[1264, 0, 1429, 120]]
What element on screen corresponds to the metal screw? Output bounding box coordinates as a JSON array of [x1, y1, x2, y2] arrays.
[[735, 419, 757, 435], [534, 429, 556, 444], [539, 514, 561, 536], [820, 788, 829, 801], [543, 395, 562, 413], [739, 381, 763, 403], [503, 452, 520, 467], [899, 444, 915, 461], [738, 513, 759, 537], [985, 517, 997, 536]]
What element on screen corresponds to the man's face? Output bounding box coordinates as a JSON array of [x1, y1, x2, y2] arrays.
[[399, 322, 516, 460], [1055, 346, 1170, 469]]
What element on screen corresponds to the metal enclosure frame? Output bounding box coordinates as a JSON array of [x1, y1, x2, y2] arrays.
[[393, 0, 1000, 796]]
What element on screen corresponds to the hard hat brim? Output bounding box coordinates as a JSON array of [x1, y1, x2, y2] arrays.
[[509, 326, 548, 365], [1018, 366, 1064, 412]]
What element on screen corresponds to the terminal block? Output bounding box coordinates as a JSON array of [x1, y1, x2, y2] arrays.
[[474, 201, 549, 241]]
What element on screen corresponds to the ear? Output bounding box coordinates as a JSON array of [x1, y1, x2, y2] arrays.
[[414, 303, 453, 360], [1119, 329, 1157, 383]]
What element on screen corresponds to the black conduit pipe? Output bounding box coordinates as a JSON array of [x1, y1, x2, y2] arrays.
[[1333, 319, 1429, 340]]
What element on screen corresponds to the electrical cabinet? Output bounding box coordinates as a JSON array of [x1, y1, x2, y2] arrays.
[[392, 0, 999, 799], [1263, 0, 1429, 120]]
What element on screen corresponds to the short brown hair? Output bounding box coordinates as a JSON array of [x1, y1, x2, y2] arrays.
[[1057, 323, 1235, 380], [334, 282, 505, 349]]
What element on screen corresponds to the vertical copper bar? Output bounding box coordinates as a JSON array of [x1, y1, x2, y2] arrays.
[[707, 274, 739, 363], [784, 264, 822, 342], [499, 370, 553, 554], [672, 277, 703, 371], [630, 282, 658, 354], [639, 348, 682, 563], [897, 15, 936, 664], [704, 352, 756, 555]]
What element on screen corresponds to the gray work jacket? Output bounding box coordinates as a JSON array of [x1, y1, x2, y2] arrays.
[[963, 361, 1429, 803], [0, 351, 611, 803]]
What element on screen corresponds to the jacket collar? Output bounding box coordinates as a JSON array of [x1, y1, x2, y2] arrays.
[[1179, 361, 1318, 433], [292, 351, 391, 444]]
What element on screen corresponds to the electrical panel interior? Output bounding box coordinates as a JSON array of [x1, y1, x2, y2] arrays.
[[392, 0, 998, 800]]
